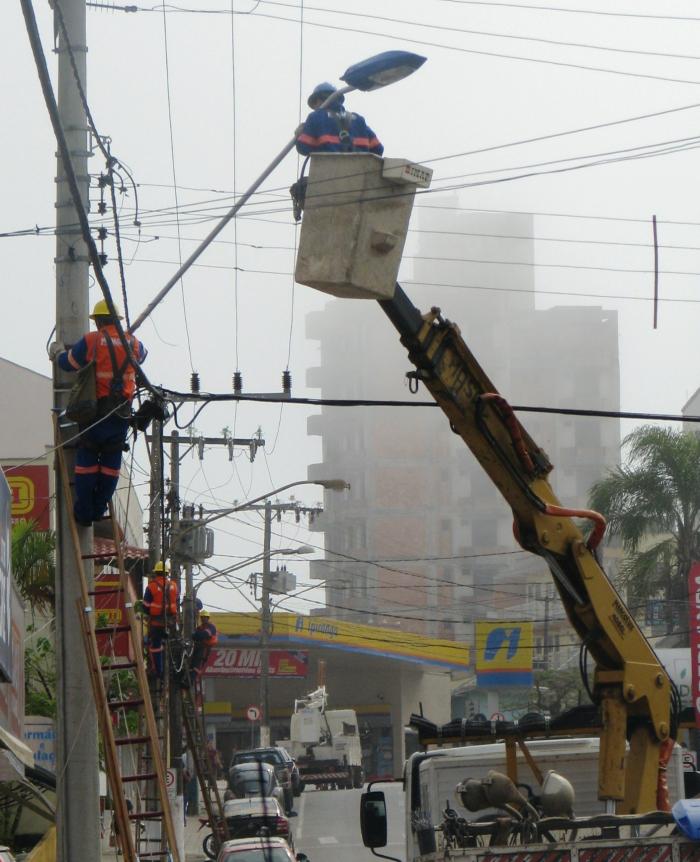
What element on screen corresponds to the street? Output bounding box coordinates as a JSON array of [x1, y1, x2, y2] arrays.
[[294, 784, 405, 862], [183, 784, 406, 862]]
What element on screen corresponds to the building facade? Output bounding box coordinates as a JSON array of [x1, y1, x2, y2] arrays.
[[305, 209, 622, 690]]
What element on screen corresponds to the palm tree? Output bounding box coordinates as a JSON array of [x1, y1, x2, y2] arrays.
[[11, 519, 55, 613], [588, 425, 700, 640]]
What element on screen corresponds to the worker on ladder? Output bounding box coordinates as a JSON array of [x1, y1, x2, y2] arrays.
[[190, 609, 217, 678], [295, 83, 384, 156], [53, 299, 147, 527], [143, 560, 179, 676]]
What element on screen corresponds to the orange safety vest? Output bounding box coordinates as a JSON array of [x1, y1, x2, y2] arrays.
[[84, 325, 143, 401], [145, 577, 178, 619]]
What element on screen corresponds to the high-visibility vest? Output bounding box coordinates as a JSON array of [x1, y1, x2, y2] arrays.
[[84, 325, 143, 400], [145, 577, 178, 618]]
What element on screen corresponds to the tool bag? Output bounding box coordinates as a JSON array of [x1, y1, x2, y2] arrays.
[[64, 360, 98, 425]]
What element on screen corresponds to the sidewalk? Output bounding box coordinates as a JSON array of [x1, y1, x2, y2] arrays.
[[100, 811, 211, 861]]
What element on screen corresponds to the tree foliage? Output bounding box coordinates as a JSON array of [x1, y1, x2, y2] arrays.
[[24, 629, 56, 719], [11, 519, 55, 613], [588, 425, 700, 638]]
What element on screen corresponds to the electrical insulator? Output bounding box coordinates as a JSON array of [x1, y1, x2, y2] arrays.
[[190, 372, 200, 393], [97, 201, 107, 215], [282, 370, 292, 395], [97, 227, 108, 240], [98, 252, 108, 267], [233, 371, 242, 394]]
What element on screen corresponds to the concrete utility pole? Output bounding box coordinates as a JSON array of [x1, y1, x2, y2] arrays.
[[168, 431, 184, 857], [259, 500, 273, 747], [53, 1, 101, 859], [249, 499, 322, 748]]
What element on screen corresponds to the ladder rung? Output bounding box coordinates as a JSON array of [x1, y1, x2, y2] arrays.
[[122, 772, 157, 782], [81, 553, 117, 560], [88, 587, 123, 595], [95, 625, 131, 635], [138, 853, 171, 858], [103, 660, 138, 671], [129, 811, 164, 821], [108, 698, 144, 710], [115, 735, 152, 746]]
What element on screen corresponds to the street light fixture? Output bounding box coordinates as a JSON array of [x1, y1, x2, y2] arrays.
[[129, 51, 427, 333]]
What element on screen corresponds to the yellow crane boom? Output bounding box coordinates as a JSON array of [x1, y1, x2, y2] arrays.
[[379, 283, 672, 814]]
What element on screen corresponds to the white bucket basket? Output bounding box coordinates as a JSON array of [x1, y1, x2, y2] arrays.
[[294, 153, 432, 300]]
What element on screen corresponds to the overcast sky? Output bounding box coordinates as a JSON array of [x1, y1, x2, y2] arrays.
[[4, 0, 700, 616]]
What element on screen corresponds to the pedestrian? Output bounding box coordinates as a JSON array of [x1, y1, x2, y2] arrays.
[[143, 560, 179, 676], [295, 82, 383, 156], [54, 299, 147, 526], [190, 609, 218, 676]]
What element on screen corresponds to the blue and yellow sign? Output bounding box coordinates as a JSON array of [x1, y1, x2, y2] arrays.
[[475, 620, 533, 687]]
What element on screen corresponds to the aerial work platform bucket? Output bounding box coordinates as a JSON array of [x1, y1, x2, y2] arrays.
[[294, 153, 432, 300]]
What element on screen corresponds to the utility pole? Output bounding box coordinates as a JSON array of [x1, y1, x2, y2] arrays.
[[148, 419, 163, 570], [168, 431, 184, 857], [259, 500, 272, 747], [248, 499, 322, 748], [53, 1, 100, 859]]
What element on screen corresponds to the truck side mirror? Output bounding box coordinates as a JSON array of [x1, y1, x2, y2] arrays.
[[360, 790, 388, 848]]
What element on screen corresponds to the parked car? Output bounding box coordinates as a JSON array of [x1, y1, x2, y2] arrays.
[[276, 746, 302, 797], [203, 797, 292, 860], [227, 762, 285, 810], [217, 837, 308, 862], [224, 797, 292, 845], [230, 748, 295, 813]]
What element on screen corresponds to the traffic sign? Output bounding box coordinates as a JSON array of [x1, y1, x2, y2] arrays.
[[246, 705, 261, 722]]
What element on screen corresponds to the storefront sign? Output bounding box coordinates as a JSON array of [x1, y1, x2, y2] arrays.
[[475, 620, 533, 687], [2, 465, 50, 531], [688, 561, 700, 727], [24, 716, 56, 772], [203, 648, 308, 678]]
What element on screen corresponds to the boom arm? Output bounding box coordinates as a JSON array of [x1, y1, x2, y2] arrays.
[[379, 283, 672, 813]]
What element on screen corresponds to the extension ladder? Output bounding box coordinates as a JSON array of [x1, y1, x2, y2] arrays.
[[181, 667, 228, 855], [56, 419, 181, 862]]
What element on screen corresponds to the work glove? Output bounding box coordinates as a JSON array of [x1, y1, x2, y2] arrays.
[[134, 599, 145, 615], [48, 342, 64, 361]]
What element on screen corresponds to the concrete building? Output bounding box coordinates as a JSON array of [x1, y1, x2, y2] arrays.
[[304, 209, 622, 695]]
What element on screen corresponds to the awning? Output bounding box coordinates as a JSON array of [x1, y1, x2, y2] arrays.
[[0, 724, 35, 772], [92, 537, 148, 562]]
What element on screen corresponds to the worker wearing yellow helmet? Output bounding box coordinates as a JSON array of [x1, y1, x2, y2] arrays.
[[53, 297, 148, 527], [143, 560, 178, 676]]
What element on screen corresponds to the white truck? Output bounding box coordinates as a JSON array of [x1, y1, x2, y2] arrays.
[[360, 735, 700, 862], [276, 687, 364, 790]]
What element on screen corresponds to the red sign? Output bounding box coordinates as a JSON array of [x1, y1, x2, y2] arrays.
[[2, 465, 51, 530], [94, 571, 133, 659], [203, 649, 308, 678], [689, 562, 700, 727]]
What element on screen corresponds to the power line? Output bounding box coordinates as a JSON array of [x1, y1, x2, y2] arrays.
[[88, 2, 700, 88]]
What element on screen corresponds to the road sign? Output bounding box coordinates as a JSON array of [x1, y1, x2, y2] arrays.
[[246, 705, 261, 722]]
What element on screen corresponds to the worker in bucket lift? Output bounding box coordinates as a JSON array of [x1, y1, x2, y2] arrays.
[[190, 609, 218, 676], [295, 82, 383, 156], [143, 560, 179, 676], [53, 299, 147, 527]]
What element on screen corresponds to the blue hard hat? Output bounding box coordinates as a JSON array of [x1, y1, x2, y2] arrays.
[[308, 82, 344, 108]]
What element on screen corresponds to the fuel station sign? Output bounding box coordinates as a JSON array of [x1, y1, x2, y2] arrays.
[[2, 465, 51, 530]]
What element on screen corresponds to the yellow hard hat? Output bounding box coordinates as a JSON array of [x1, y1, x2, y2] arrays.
[[200, 609, 211, 617], [153, 561, 170, 574], [89, 298, 123, 320]]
